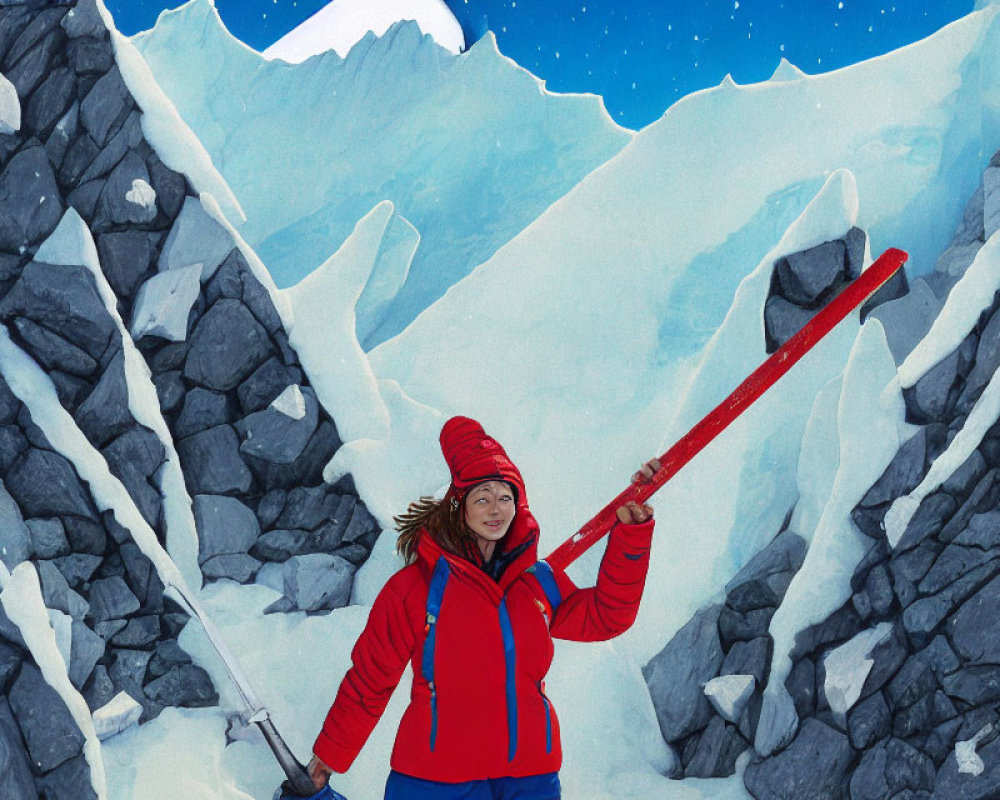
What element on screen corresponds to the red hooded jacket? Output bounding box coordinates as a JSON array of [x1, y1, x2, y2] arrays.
[[313, 418, 655, 782]]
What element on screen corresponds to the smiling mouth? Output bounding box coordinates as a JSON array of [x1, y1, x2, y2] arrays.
[[485, 521, 503, 528]]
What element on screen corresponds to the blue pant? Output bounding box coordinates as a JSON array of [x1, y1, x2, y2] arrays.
[[384, 770, 561, 799]]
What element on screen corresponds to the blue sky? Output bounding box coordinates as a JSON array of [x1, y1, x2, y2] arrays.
[[106, 0, 974, 129]]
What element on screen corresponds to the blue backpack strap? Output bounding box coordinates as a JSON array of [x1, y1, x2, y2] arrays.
[[528, 560, 562, 614], [422, 556, 450, 750]]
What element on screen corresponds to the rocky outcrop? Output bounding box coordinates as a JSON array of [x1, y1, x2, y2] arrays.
[[647, 155, 1000, 798], [0, 2, 382, 797]]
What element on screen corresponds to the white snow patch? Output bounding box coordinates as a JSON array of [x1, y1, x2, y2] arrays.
[[105, 22, 244, 226], [130, 263, 202, 343], [93, 691, 144, 741], [0, 562, 107, 799], [263, 0, 465, 62], [125, 177, 157, 211], [769, 57, 808, 81], [0, 71, 19, 134], [158, 195, 234, 281], [759, 319, 905, 756], [886, 360, 1000, 547], [899, 232, 1000, 388], [822, 622, 893, 723], [704, 674, 756, 723], [35, 209, 202, 587], [270, 384, 306, 420], [956, 723, 994, 776], [47, 608, 73, 668]]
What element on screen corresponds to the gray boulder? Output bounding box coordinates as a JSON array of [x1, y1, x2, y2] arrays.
[[62, 0, 108, 39], [87, 576, 140, 622], [725, 530, 806, 612], [764, 294, 816, 351], [849, 738, 935, 800], [932, 735, 1000, 799], [35, 753, 98, 800], [11, 317, 98, 377], [143, 663, 217, 708], [24, 65, 75, 136], [157, 196, 234, 281], [9, 662, 85, 773], [175, 388, 233, 440], [183, 299, 274, 391], [79, 65, 130, 146], [68, 620, 104, 690], [643, 604, 724, 742], [0, 145, 63, 250], [175, 424, 253, 496], [684, 716, 748, 778], [235, 385, 319, 465], [76, 349, 131, 447], [193, 494, 260, 564], [201, 554, 261, 583], [776, 240, 847, 305], [905, 347, 961, 423], [238, 357, 303, 413], [0, 479, 29, 569], [281, 553, 355, 612], [950, 574, 1000, 663], [95, 150, 156, 228], [860, 427, 927, 507], [846, 691, 891, 750], [96, 230, 155, 300], [7, 448, 96, 521], [959, 307, 1000, 412], [26, 518, 69, 559], [0, 699, 35, 800], [744, 718, 853, 800]]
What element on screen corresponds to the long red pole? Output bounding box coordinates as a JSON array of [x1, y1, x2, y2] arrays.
[[544, 247, 909, 572]]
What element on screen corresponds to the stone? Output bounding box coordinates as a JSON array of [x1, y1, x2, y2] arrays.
[[932, 735, 1000, 800], [158, 196, 234, 280], [905, 348, 962, 423], [764, 293, 816, 351], [0, 379, 18, 425], [342, 500, 379, 546], [82, 664, 115, 712], [950, 574, 1000, 664], [11, 316, 98, 376], [0, 478, 29, 569], [107, 648, 152, 712], [860, 625, 910, 699], [785, 657, 816, 719], [849, 738, 936, 800], [96, 230, 154, 300], [238, 357, 303, 413], [94, 149, 157, 228], [722, 636, 770, 686], [887, 655, 939, 710], [104, 426, 165, 480], [868, 277, 941, 365], [130, 264, 202, 343], [942, 666, 1000, 707], [51, 553, 102, 588], [146, 157, 187, 221], [184, 299, 274, 391], [175, 424, 253, 496], [0, 260, 116, 359], [0, 698, 35, 800], [860, 266, 909, 320], [26, 518, 68, 559], [24, 65, 75, 136], [143, 663, 218, 708], [281, 553, 355, 612], [201, 553, 261, 583], [37, 558, 71, 612], [920, 543, 999, 595], [67, 35, 113, 75], [895, 493, 956, 553], [0, 145, 63, 250], [725, 530, 806, 613], [9, 662, 85, 773], [960, 307, 1000, 412], [0, 424, 27, 473], [61, 516, 105, 557], [861, 427, 927, 508], [76, 350, 132, 447], [61, 0, 108, 39], [175, 388, 234, 440], [68, 619, 104, 689], [790, 604, 863, 662], [858, 564, 894, 618], [847, 690, 891, 749], [719, 605, 773, 646], [50, 370, 92, 410], [643, 604, 724, 743], [111, 616, 160, 648], [235, 386, 319, 465], [91, 691, 142, 741], [5, 27, 63, 100], [683, 716, 749, 778], [256, 489, 287, 529], [940, 470, 1000, 542], [5, 7, 68, 67], [66, 178, 103, 222], [954, 509, 1000, 550], [87, 576, 140, 622], [704, 674, 755, 723], [275, 485, 340, 531], [251, 528, 312, 561], [193, 494, 260, 563], [7, 448, 96, 521], [775, 240, 847, 305], [79, 66, 130, 147], [205, 250, 284, 334], [744, 719, 854, 800], [148, 639, 192, 679], [152, 370, 184, 414]]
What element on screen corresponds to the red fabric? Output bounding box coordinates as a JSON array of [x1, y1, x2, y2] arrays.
[[313, 417, 655, 781]]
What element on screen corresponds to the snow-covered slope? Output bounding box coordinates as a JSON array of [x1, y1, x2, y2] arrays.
[[132, 0, 631, 346]]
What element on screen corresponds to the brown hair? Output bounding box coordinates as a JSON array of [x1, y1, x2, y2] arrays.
[[394, 496, 479, 565]]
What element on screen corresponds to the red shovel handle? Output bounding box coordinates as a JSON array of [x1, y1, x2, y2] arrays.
[[544, 247, 909, 572]]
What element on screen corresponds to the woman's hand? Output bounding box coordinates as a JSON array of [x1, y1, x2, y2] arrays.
[[307, 754, 333, 791], [616, 458, 660, 524]]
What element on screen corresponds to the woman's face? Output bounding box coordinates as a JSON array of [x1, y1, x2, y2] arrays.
[[464, 481, 516, 545]]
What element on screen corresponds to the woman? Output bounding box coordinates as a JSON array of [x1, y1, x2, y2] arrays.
[[308, 416, 657, 799]]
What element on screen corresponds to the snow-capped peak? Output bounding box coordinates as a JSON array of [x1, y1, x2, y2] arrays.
[[263, 0, 465, 63]]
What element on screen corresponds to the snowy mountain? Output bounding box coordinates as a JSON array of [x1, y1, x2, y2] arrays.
[[132, 0, 631, 347], [262, 0, 465, 62], [4, 0, 1000, 799]]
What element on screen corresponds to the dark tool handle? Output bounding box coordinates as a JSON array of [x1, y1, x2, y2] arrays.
[[256, 716, 318, 797]]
